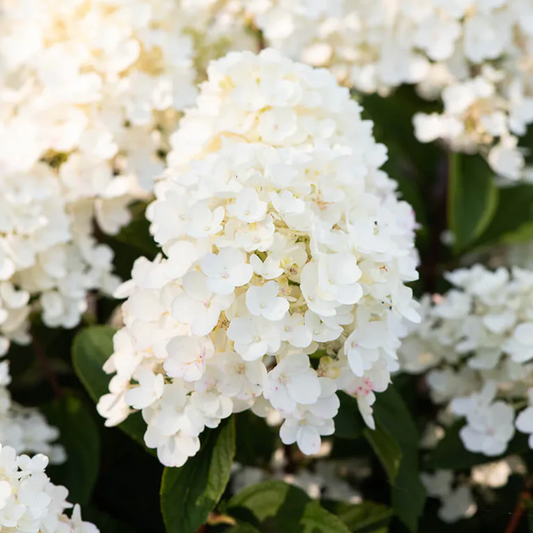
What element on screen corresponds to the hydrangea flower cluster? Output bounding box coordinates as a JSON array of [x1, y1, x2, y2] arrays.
[[0, 362, 64, 464], [421, 451, 524, 522], [400, 264, 533, 458], [421, 470, 477, 524], [96, 48, 419, 467], [228, 0, 533, 180], [0, 444, 97, 532], [0, 0, 255, 352]]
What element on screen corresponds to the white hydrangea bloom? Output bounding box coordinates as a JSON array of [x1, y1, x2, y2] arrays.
[[97, 49, 419, 467], [225, 0, 533, 180], [0, 0, 258, 348], [0, 444, 97, 533], [400, 264, 533, 458]]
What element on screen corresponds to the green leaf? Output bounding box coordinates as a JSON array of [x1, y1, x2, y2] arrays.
[[235, 411, 276, 467], [72, 326, 148, 449], [160, 418, 236, 533], [43, 392, 100, 505], [363, 425, 401, 483], [334, 392, 365, 440], [322, 501, 392, 533], [448, 152, 499, 253], [228, 481, 350, 533], [474, 184, 533, 247], [425, 420, 529, 470], [373, 386, 426, 533]]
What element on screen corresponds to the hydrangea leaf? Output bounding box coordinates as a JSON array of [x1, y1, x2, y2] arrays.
[[228, 480, 351, 533], [474, 184, 533, 247], [448, 152, 499, 253], [363, 425, 402, 483], [160, 418, 236, 533], [373, 385, 426, 533], [235, 411, 276, 467], [322, 500, 393, 532], [72, 325, 149, 450], [43, 392, 100, 506]]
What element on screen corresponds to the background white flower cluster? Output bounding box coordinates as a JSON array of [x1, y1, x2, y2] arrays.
[[96, 48, 419, 467], [227, 0, 533, 181], [0, 444, 96, 532], [0, 0, 258, 354], [401, 265, 533, 457]]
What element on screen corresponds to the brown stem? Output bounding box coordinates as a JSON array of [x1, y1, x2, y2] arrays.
[[31, 335, 62, 399], [505, 491, 531, 533]]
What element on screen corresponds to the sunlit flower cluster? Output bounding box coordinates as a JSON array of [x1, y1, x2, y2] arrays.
[[229, 0, 533, 180], [0, 362, 64, 464], [400, 265, 533, 459], [0, 444, 96, 532], [97, 49, 419, 467], [0, 0, 255, 351]]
